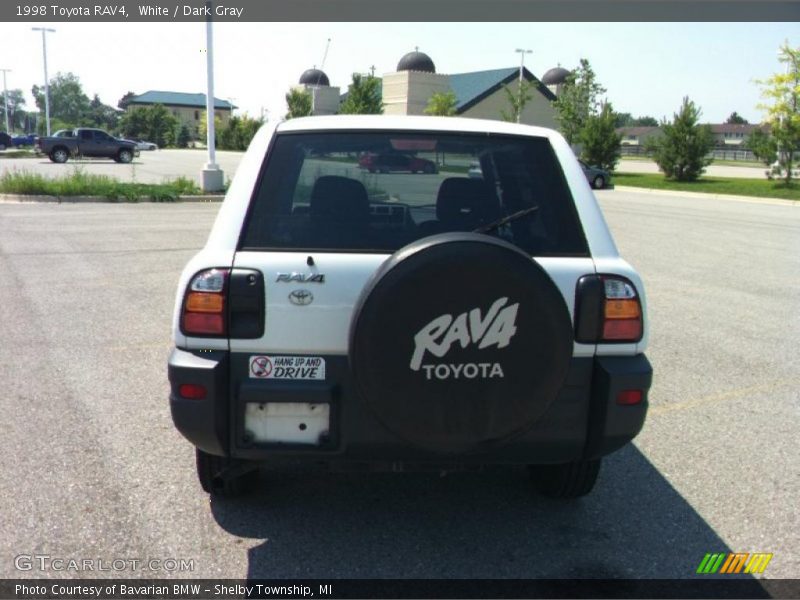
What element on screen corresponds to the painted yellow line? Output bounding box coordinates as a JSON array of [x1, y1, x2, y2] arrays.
[[648, 379, 796, 416]]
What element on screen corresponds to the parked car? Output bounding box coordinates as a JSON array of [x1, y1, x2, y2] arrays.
[[37, 128, 139, 163], [121, 139, 158, 151], [579, 160, 611, 189], [0, 132, 12, 150], [359, 151, 438, 174], [11, 134, 37, 147], [169, 115, 651, 499], [134, 139, 158, 151]]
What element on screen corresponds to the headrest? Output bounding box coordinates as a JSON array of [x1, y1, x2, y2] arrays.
[[310, 176, 369, 219], [436, 178, 500, 227]]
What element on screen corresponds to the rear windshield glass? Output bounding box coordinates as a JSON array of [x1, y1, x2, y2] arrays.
[[240, 131, 588, 256]]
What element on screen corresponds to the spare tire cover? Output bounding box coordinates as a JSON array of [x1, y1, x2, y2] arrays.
[[349, 232, 574, 454]]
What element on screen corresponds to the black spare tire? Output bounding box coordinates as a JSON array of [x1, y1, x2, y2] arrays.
[[349, 232, 574, 454]]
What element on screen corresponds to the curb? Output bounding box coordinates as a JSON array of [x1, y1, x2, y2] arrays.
[[0, 194, 223, 204], [610, 185, 797, 207]]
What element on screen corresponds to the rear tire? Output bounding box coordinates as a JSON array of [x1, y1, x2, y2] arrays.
[[50, 148, 69, 163], [529, 459, 601, 498], [195, 449, 259, 497], [592, 175, 605, 189]]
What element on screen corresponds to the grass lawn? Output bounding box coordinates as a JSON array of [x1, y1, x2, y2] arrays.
[[613, 172, 799, 201], [0, 149, 38, 159], [0, 168, 202, 201]]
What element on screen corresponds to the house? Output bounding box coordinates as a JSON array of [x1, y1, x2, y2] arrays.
[[709, 123, 763, 147], [126, 91, 236, 136], [616, 126, 662, 147]]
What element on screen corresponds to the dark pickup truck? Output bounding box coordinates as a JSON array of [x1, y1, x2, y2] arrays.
[[37, 128, 139, 163]]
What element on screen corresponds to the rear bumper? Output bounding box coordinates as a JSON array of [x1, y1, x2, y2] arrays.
[[169, 348, 651, 465]]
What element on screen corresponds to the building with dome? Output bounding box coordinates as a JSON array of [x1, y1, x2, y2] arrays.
[[342, 51, 561, 129], [294, 68, 341, 116], [541, 66, 571, 97], [383, 50, 452, 117]]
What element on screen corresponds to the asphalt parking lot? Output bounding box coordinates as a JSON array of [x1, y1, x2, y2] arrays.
[[0, 149, 767, 185], [0, 190, 797, 583]]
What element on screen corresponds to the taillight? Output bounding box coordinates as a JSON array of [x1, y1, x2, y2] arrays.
[[600, 277, 642, 341], [181, 268, 229, 336], [178, 383, 207, 400], [575, 275, 643, 343], [616, 390, 643, 405]]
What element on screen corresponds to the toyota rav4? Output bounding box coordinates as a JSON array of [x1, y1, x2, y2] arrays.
[[169, 116, 652, 498]]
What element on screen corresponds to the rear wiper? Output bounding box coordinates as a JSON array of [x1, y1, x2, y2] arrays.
[[474, 205, 539, 234]]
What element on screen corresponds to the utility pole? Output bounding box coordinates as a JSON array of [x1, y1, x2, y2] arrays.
[[515, 48, 532, 124], [32, 28, 55, 136], [201, 0, 224, 192], [0, 69, 10, 133]]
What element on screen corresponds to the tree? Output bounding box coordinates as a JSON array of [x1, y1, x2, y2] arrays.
[[553, 59, 607, 146], [581, 102, 622, 172], [31, 72, 91, 127], [746, 128, 778, 169], [118, 103, 178, 147], [218, 114, 264, 150], [648, 96, 714, 181], [176, 123, 192, 148], [339, 74, 383, 115], [500, 81, 533, 123], [285, 88, 312, 119], [425, 91, 458, 116], [117, 91, 136, 110], [614, 113, 658, 128], [725, 111, 749, 125], [0, 89, 26, 132], [198, 110, 223, 145], [614, 112, 633, 128], [757, 42, 800, 184], [632, 116, 659, 127], [85, 94, 120, 130]]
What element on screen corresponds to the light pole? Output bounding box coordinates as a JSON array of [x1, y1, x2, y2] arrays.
[[0, 69, 10, 133], [201, 1, 224, 192], [515, 48, 532, 124], [32, 27, 55, 136]]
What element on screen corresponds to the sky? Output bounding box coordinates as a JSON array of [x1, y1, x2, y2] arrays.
[[1, 21, 797, 125]]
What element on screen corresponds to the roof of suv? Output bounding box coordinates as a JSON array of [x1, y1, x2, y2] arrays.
[[277, 115, 559, 139]]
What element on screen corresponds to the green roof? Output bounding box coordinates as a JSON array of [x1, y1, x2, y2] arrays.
[[449, 67, 555, 112], [129, 91, 235, 110]]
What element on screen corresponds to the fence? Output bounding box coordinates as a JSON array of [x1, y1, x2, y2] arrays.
[[620, 146, 758, 162]]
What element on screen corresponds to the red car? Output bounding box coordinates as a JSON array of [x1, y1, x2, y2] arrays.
[[359, 152, 437, 174]]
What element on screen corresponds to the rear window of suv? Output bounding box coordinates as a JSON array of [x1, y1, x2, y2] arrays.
[[240, 131, 588, 257]]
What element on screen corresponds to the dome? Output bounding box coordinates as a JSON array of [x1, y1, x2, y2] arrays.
[[299, 68, 330, 87], [396, 51, 436, 73], [541, 66, 571, 85]]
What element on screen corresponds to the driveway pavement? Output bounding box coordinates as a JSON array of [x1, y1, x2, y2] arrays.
[[0, 189, 797, 586]]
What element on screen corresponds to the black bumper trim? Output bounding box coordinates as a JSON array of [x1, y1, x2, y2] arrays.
[[168, 349, 652, 463], [168, 348, 229, 456], [583, 354, 652, 460]]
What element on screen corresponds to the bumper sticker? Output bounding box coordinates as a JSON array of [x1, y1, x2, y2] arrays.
[[249, 355, 326, 380]]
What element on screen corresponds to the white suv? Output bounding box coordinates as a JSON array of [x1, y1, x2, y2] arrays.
[[169, 116, 652, 498]]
